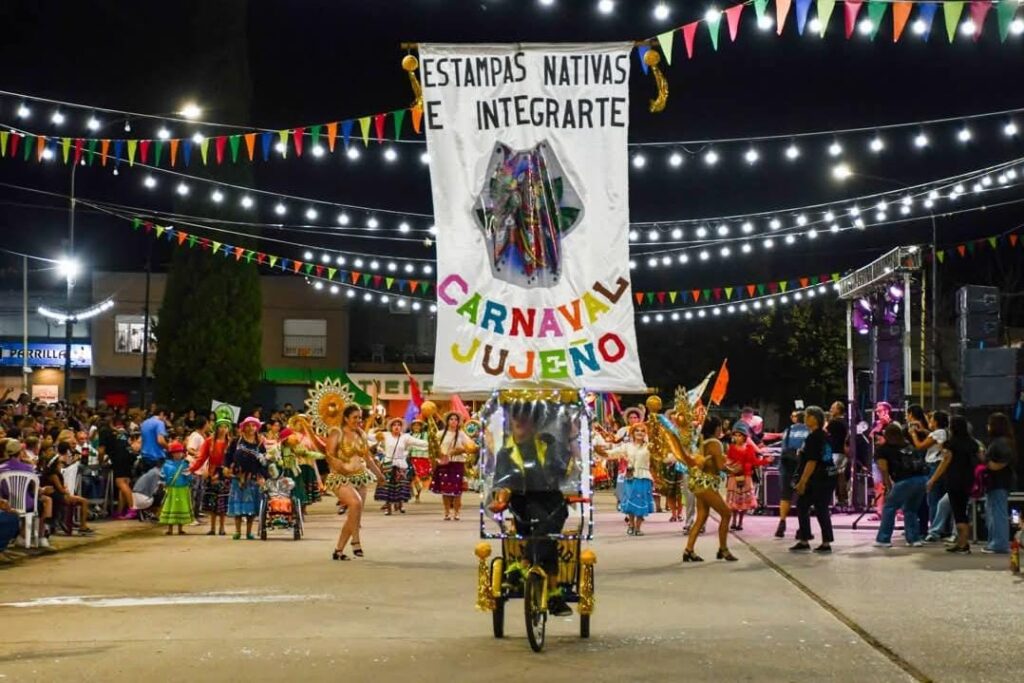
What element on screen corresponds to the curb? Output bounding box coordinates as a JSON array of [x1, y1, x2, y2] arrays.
[[0, 522, 162, 569]]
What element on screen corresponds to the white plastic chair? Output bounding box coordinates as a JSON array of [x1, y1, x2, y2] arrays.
[[0, 471, 41, 549]]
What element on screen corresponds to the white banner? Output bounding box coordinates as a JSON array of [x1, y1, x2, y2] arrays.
[[421, 43, 646, 393]]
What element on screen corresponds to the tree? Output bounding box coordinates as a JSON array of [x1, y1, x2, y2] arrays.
[[153, 249, 262, 410]]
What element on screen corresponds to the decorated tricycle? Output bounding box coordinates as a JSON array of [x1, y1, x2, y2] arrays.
[[473, 389, 596, 652]]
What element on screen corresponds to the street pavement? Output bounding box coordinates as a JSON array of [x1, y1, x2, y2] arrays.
[[0, 491, 1020, 682]]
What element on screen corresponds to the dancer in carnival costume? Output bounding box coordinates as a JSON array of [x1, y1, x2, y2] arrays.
[[606, 422, 656, 536], [407, 419, 432, 501], [190, 417, 233, 536], [725, 422, 773, 531], [159, 442, 194, 535], [226, 416, 268, 540], [374, 417, 428, 515], [430, 412, 475, 521], [662, 391, 737, 562], [325, 404, 386, 561]]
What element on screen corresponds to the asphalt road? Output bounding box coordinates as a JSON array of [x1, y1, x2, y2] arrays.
[[0, 491, 1019, 682]]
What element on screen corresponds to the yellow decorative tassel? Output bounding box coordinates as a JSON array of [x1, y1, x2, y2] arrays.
[[402, 54, 423, 110], [579, 549, 597, 615], [643, 49, 669, 114], [475, 543, 495, 611]]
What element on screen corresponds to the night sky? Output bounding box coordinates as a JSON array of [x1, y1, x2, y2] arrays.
[[0, 0, 1022, 321]]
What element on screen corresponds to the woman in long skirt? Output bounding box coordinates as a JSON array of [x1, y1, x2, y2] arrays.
[[407, 420, 432, 500], [225, 417, 267, 540], [429, 412, 475, 521], [373, 418, 428, 515], [190, 420, 232, 535]]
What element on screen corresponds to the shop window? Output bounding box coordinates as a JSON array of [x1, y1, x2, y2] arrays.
[[283, 319, 327, 358], [115, 315, 158, 354]]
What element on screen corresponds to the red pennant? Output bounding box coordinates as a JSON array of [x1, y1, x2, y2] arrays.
[[372, 274, 383, 287], [1010, 234, 1019, 248], [656, 291, 666, 304], [215, 136, 227, 164], [200, 238, 210, 250], [956, 245, 967, 257], [144, 221, 153, 234], [725, 3, 744, 41], [969, 1, 991, 42], [73, 138, 84, 166], [256, 252, 266, 264], [712, 288, 722, 301], [682, 22, 698, 58], [9, 133, 19, 158], [139, 139, 151, 164], [799, 277, 810, 288], [177, 231, 188, 246], [746, 284, 756, 297], [315, 264, 324, 277], [691, 289, 700, 302], [326, 122, 338, 152], [373, 114, 386, 143], [768, 282, 779, 294], [293, 260, 303, 273], [292, 127, 305, 157], [844, 1, 863, 39], [634, 292, 644, 305]]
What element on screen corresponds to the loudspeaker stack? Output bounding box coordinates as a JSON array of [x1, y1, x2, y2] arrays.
[[955, 285, 1017, 408]]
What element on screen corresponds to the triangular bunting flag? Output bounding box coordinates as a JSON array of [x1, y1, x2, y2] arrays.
[[177, 231, 188, 246], [411, 106, 423, 134], [943, 1, 965, 43], [392, 110, 406, 140], [328, 267, 337, 280], [100, 139, 110, 166], [315, 264, 324, 277], [779, 281, 789, 293], [182, 139, 192, 166], [233, 246, 244, 261], [656, 30, 675, 64], [372, 275, 384, 288], [362, 273, 372, 286], [776, 0, 793, 34], [845, 0, 863, 38], [293, 127, 305, 157], [373, 114, 386, 143], [892, 1, 913, 41], [278, 130, 289, 158], [139, 139, 150, 164], [936, 250, 946, 263], [746, 284, 756, 297], [867, 1, 888, 40], [799, 277, 810, 288], [997, 0, 1020, 41], [754, 0, 769, 21], [917, 2, 939, 40], [244, 133, 256, 161], [155, 225, 166, 239], [256, 252, 265, 265], [724, 287, 734, 300], [188, 235, 197, 248], [645, 292, 655, 305], [692, 290, 701, 303], [831, 273, 840, 282], [0, 131, 8, 157], [229, 135, 241, 163], [707, 10, 722, 49], [656, 291, 666, 304], [1010, 234, 1019, 248], [359, 117, 371, 146], [261, 131, 273, 161], [725, 4, 744, 41], [304, 263, 314, 275], [409, 279, 419, 292], [957, 244, 967, 257], [60, 137, 71, 164], [757, 284, 767, 296], [635, 292, 644, 305], [199, 137, 210, 165], [795, 0, 813, 35], [818, 0, 837, 36], [214, 136, 227, 164], [768, 282, 779, 294], [712, 288, 723, 301], [269, 255, 278, 268], [398, 280, 407, 293], [310, 124, 322, 148], [669, 291, 678, 303], [702, 288, 712, 301], [131, 217, 141, 231], [153, 140, 163, 166], [342, 120, 354, 148], [326, 122, 339, 151], [169, 138, 179, 166], [682, 22, 699, 58], [127, 139, 139, 166], [293, 260, 304, 273], [73, 138, 84, 166], [280, 258, 290, 271], [969, 0, 991, 41], [966, 242, 976, 254], [143, 221, 153, 234], [988, 236, 998, 249], [212, 241, 221, 254]]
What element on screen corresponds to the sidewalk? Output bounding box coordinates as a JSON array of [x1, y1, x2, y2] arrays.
[[1, 516, 163, 567]]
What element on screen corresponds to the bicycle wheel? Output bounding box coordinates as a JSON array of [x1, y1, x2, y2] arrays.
[[523, 573, 547, 652]]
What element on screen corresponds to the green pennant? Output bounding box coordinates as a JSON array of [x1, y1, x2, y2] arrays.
[[392, 110, 405, 140], [278, 130, 289, 158], [724, 287, 734, 300], [243, 250, 252, 263], [86, 138, 97, 165], [24, 135, 34, 161], [943, 1, 965, 43], [656, 30, 675, 64], [817, 0, 837, 37], [187, 235, 197, 248], [0, 131, 7, 157], [386, 277, 395, 290], [61, 137, 71, 164], [199, 138, 210, 165], [669, 291, 678, 304], [936, 250, 946, 264], [131, 217, 141, 231], [126, 139, 137, 166], [810, 275, 820, 285], [359, 117, 371, 146], [997, 0, 1019, 41], [310, 124, 322, 148], [327, 267, 337, 280], [779, 281, 789, 293], [229, 135, 241, 163], [702, 288, 711, 301], [756, 283, 766, 296], [707, 11, 722, 50], [362, 273, 372, 286], [988, 237, 998, 249], [754, 0, 769, 21], [644, 292, 655, 305], [966, 241, 976, 254], [867, 1, 888, 40], [303, 262, 313, 274], [153, 140, 163, 166]]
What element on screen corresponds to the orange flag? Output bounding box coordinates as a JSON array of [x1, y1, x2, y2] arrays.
[[709, 359, 730, 406], [892, 1, 913, 41], [244, 133, 256, 161]]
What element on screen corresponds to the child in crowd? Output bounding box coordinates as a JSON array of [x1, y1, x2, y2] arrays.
[[725, 422, 772, 531], [159, 442, 193, 535]]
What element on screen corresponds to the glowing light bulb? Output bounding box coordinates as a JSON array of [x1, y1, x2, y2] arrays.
[[143, 175, 157, 189], [717, 224, 729, 236], [420, 151, 431, 164], [1004, 121, 1019, 137], [1012, 18, 1024, 35], [741, 242, 752, 253], [16, 103, 30, 119], [832, 162, 852, 180], [211, 190, 224, 203], [51, 110, 65, 125], [311, 144, 325, 158], [785, 144, 800, 160], [699, 250, 710, 261], [858, 18, 874, 35], [275, 203, 287, 216], [958, 127, 972, 143], [303, 251, 314, 261], [305, 207, 319, 221], [912, 19, 927, 35], [597, 0, 615, 15], [695, 226, 708, 238], [671, 227, 683, 239], [157, 128, 171, 140], [757, 14, 774, 30], [653, 2, 670, 21], [704, 149, 719, 166], [769, 218, 782, 230], [629, 230, 639, 241], [346, 146, 361, 160], [367, 217, 379, 229], [914, 132, 929, 148], [321, 254, 331, 264], [179, 102, 202, 120], [744, 148, 759, 164], [240, 195, 254, 209], [632, 153, 647, 169], [795, 214, 807, 226], [668, 151, 684, 168], [828, 141, 843, 157], [383, 147, 398, 162], [678, 253, 689, 264], [176, 182, 189, 196], [337, 213, 350, 225], [647, 229, 659, 241], [960, 19, 976, 37], [399, 222, 411, 233], [87, 116, 100, 131], [869, 136, 884, 153]]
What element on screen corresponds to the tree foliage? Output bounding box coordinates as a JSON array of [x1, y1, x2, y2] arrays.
[[153, 249, 262, 410]]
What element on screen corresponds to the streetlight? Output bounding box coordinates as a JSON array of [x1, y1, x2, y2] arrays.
[[178, 102, 202, 120], [38, 297, 115, 401]]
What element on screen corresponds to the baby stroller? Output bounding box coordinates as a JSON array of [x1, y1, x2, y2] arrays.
[[257, 474, 303, 541]]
